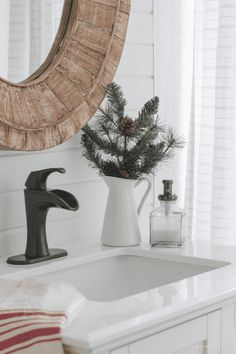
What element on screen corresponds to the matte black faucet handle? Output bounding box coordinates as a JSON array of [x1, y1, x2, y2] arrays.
[[25, 168, 66, 191]]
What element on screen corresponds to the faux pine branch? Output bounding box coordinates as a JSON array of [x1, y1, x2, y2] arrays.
[[81, 82, 184, 179]]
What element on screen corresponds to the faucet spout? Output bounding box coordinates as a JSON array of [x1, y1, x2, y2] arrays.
[[48, 189, 79, 211], [7, 168, 79, 265]]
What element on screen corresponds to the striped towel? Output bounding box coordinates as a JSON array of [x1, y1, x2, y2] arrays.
[[0, 277, 86, 354]]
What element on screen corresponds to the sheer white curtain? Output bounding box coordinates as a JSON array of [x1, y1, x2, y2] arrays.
[[8, 0, 64, 83], [185, 0, 236, 245], [155, 0, 195, 208]]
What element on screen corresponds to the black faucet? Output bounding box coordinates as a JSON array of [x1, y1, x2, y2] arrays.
[[7, 168, 79, 265]]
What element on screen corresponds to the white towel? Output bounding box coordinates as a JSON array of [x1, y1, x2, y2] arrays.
[[0, 277, 85, 354]]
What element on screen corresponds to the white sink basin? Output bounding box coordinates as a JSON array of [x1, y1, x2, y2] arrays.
[[43, 250, 229, 302]]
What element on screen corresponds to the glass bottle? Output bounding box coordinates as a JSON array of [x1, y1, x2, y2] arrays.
[[150, 180, 186, 247]]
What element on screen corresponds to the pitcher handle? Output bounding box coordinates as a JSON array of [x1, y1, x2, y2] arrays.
[[135, 177, 152, 216]]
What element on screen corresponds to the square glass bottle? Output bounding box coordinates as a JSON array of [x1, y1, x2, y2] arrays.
[[150, 180, 186, 247]]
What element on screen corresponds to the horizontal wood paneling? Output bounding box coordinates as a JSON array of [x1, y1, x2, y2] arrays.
[[0, 0, 155, 257], [0, 179, 106, 231], [0, 143, 99, 194]]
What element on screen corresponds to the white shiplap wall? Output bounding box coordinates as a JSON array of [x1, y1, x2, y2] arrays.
[[0, 0, 155, 258]]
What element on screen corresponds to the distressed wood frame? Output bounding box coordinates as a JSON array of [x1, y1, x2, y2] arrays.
[[0, 0, 131, 151]]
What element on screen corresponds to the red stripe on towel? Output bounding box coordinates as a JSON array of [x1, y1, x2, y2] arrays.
[[5, 337, 61, 354], [0, 321, 60, 336], [0, 318, 57, 328], [0, 327, 60, 351], [0, 311, 66, 320]]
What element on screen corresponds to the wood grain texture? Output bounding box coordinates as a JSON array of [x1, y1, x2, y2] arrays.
[[0, 0, 131, 150]]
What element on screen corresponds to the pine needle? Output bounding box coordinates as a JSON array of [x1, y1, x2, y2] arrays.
[[81, 82, 184, 179], [106, 82, 127, 118]]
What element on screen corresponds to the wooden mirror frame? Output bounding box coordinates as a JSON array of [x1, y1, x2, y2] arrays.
[[0, 0, 131, 151]]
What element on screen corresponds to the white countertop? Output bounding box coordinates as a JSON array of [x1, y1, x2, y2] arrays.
[[1, 240, 236, 351]]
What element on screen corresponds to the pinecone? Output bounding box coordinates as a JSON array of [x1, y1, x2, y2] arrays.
[[119, 116, 138, 136], [119, 161, 137, 179], [119, 169, 130, 178]]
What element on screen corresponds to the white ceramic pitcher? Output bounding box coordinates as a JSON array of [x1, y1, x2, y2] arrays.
[[101, 175, 152, 247]]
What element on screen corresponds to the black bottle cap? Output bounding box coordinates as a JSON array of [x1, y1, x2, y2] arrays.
[[158, 180, 177, 201]]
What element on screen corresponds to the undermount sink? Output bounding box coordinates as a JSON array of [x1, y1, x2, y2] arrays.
[[43, 249, 229, 302]]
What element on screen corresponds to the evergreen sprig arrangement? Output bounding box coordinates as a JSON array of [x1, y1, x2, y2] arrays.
[[81, 82, 184, 179]]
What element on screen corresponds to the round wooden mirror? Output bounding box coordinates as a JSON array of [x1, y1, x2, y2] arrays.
[[0, 0, 130, 151]]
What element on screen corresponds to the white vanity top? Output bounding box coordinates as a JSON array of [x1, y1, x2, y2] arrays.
[[1, 240, 236, 351]]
